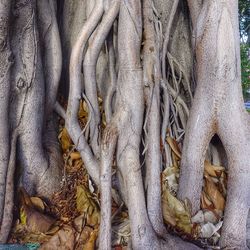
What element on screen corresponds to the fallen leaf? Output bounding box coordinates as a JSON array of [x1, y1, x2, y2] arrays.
[[201, 221, 223, 238], [162, 189, 192, 234], [70, 152, 81, 161], [204, 210, 220, 224], [46, 226, 60, 236], [166, 137, 181, 159], [82, 229, 98, 250], [23, 205, 55, 233], [58, 128, 72, 152], [162, 166, 179, 194], [31, 197, 45, 212], [204, 161, 225, 178], [19, 189, 55, 233], [204, 175, 225, 211], [76, 186, 100, 227], [39, 225, 75, 250], [73, 214, 85, 233], [78, 100, 88, 120], [201, 191, 214, 210], [191, 210, 204, 224], [75, 226, 93, 250], [162, 197, 177, 226]]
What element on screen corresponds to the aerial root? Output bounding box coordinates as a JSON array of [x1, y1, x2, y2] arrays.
[[99, 124, 118, 250]]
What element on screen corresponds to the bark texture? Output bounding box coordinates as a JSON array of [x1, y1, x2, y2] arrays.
[[0, 0, 62, 242], [0, 0, 248, 249]]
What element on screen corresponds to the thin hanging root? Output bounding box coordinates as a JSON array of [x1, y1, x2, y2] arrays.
[[167, 52, 193, 102], [66, 0, 104, 184], [162, 0, 179, 81], [99, 124, 118, 250], [83, 0, 120, 157], [54, 101, 66, 120], [0, 132, 17, 243], [161, 83, 172, 167]]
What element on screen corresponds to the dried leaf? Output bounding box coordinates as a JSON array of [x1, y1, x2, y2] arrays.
[[191, 210, 204, 224], [75, 226, 93, 250], [78, 100, 88, 120], [20, 206, 27, 225], [201, 191, 214, 210], [166, 137, 181, 159], [76, 186, 100, 227], [204, 210, 220, 224], [31, 197, 45, 212], [204, 161, 225, 178], [162, 197, 176, 226], [201, 221, 223, 238], [204, 176, 225, 211], [70, 152, 81, 161], [58, 128, 72, 152], [82, 229, 98, 250], [19, 190, 55, 233], [162, 189, 192, 234], [24, 206, 55, 233], [46, 226, 60, 236], [162, 167, 179, 193], [73, 214, 85, 233], [39, 225, 75, 250]]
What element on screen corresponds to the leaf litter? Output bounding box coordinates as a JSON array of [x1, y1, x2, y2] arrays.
[[162, 136, 227, 248], [8, 101, 227, 249]]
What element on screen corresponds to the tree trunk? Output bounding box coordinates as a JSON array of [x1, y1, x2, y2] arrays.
[[0, 0, 249, 249]]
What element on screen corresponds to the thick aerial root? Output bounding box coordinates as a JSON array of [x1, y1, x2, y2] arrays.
[[145, 84, 167, 237], [66, 0, 104, 184], [143, 0, 167, 237], [218, 110, 250, 249], [0, 0, 12, 226], [178, 1, 250, 248], [0, 133, 17, 243], [67, 0, 120, 184], [0, 0, 63, 243], [177, 97, 215, 213], [99, 124, 118, 250], [16, 3, 61, 197]]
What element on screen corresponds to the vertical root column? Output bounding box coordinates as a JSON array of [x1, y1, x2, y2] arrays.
[[114, 0, 161, 244], [177, 97, 214, 214], [99, 125, 118, 250], [142, 0, 167, 237], [218, 112, 250, 249], [0, 0, 12, 228]]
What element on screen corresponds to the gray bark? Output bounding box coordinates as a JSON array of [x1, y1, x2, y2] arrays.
[[0, 0, 248, 249]]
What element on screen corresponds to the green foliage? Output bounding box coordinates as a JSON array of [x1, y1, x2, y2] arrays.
[[241, 44, 250, 95], [241, 45, 250, 110], [239, 0, 250, 40], [239, 0, 250, 102]]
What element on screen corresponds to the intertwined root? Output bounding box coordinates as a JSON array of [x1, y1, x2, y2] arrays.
[[0, 0, 247, 249], [66, 0, 201, 249]]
